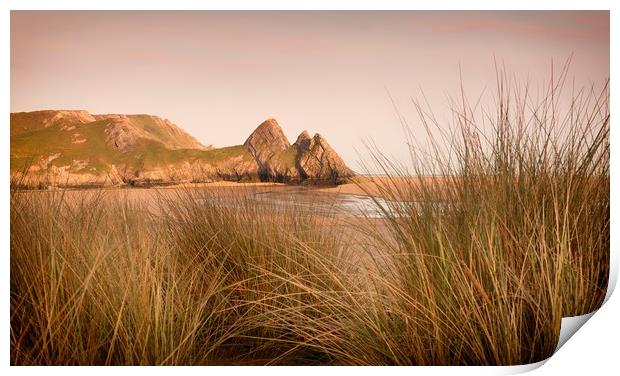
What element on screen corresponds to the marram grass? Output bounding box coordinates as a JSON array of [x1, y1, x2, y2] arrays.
[[10, 72, 609, 365]]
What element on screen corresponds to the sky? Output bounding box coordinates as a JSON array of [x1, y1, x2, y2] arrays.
[[11, 11, 609, 170]]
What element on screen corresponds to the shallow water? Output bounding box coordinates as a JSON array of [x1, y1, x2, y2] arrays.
[[252, 189, 407, 218]]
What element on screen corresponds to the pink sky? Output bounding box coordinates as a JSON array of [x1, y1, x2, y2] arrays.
[[11, 11, 609, 169]]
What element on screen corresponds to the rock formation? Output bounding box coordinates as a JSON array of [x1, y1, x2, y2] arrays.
[[10, 110, 354, 188], [293, 130, 311, 149], [243, 118, 298, 182], [296, 133, 355, 184], [104, 115, 144, 152], [99, 114, 210, 152], [244, 120, 355, 184]]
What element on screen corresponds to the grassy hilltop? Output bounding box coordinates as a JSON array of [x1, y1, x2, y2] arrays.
[[10, 111, 252, 183]]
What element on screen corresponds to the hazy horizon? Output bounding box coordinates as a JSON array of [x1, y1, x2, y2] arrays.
[[11, 11, 609, 170]]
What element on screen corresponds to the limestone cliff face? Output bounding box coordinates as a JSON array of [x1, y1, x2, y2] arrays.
[[103, 115, 145, 152], [296, 133, 355, 184], [293, 130, 311, 149], [243, 119, 297, 182], [114, 156, 259, 187], [244, 120, 355, 184], [98, 114, 211, 152], [11, 111, 354, 188]]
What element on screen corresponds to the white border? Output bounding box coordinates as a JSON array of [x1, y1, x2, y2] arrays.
[[2, 1, 617, 374]]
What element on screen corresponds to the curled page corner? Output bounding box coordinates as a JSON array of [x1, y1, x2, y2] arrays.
[[555, 241, 618, 343], [496, 312, 601, 375], [554, 312, 597, 353], [550, 268, 615, 358], [508, 259, 617, 374], [549, 252, 617, 360]]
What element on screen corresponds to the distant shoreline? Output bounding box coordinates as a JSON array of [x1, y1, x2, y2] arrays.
[[11, 176, 451, 201]]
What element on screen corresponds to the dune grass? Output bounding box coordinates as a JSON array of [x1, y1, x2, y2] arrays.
[[350, 66, 609, 365], [10, 68, 609, 365], [10, 188, 362, 365]]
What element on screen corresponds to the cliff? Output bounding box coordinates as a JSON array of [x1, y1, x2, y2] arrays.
[[10, 110, 355, 188]]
